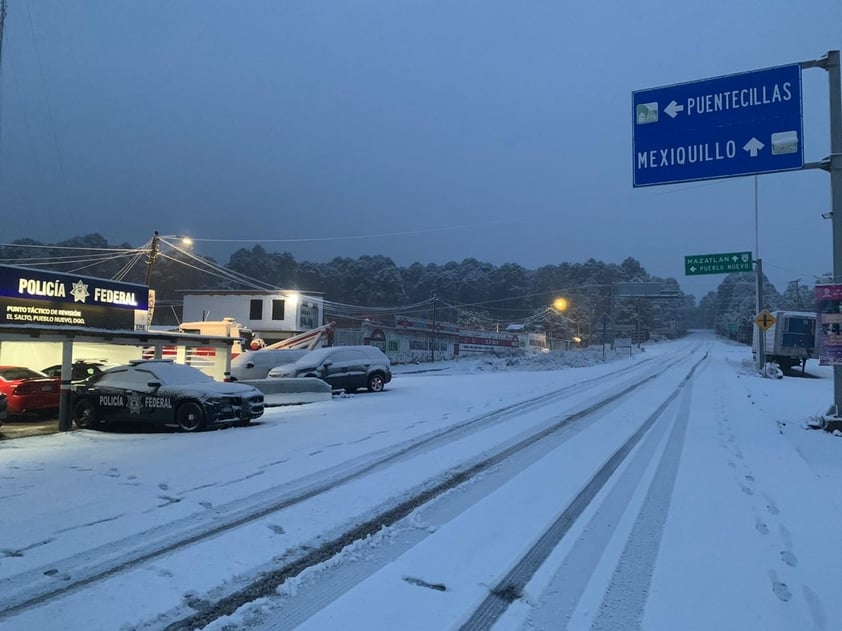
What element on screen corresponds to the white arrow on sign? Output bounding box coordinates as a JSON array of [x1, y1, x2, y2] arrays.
[[743, 137, 765, 157], [731, 255, 738, 262], [690, 266, 697, 273], [664, 100, 684, 118]]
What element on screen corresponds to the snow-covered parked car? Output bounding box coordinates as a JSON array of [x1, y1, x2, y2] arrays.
[[71, 360, 264, 432], [227, 348, 310, 381], [42, 359, 115, 383], [268, 345, 392, 393]]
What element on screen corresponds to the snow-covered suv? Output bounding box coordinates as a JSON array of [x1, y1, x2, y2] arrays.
[[268, 345, 391, 393]]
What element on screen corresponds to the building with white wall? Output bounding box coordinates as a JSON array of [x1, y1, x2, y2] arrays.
[[182, 291, 324, 343]]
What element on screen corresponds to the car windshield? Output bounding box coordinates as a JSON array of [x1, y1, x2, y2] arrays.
[[233, 349, 309, 367], [0, 367, 49, 381], [143, 362, 215, 386], [290, 347, 333, 368]]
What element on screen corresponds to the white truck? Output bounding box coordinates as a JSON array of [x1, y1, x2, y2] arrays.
[[177, 317, 254, 356], [752, 310, 816, 372]]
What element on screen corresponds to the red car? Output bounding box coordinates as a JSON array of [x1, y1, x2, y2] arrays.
[[0, 367, 61, 416]]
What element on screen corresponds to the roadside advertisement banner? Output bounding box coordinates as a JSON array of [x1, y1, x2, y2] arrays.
[[394, 315, 460, 336], [816, 284, 842, 366], [456, 330, 520, 354]]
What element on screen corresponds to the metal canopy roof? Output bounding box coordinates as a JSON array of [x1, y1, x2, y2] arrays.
[[0, 324, 236, 348]]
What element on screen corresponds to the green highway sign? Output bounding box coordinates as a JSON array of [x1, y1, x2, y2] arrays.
[[684, 251, 753, 276]]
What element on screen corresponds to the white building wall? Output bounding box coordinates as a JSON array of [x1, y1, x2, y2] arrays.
[[0, 341, 143, 371], [182, 293, 324, 340]]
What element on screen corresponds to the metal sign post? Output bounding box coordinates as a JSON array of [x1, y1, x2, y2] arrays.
[[754, 258, 768, 373], [814, 52, 842, 417]]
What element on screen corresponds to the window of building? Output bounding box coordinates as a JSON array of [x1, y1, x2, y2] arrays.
[[249, 299, 263, 320], [271, 299, 285, 321], [300, 304, 318, 329]]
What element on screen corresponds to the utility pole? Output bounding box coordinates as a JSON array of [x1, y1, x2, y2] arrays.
[[828, 51, 842, 417], [802, 51, 842, 417], [431, 294, 438, 363], [145, 231, 160, 286]]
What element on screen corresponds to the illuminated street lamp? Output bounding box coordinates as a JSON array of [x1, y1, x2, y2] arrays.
[[552, 297, 569, 312]]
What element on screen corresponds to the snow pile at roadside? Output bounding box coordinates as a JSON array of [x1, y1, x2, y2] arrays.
[[392, 344, 646, 375]]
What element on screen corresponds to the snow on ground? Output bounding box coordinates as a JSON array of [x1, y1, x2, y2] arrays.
[[1, 332, 841, 630]]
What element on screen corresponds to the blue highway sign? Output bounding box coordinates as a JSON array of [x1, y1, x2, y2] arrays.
[[633, 64, 803, 187]]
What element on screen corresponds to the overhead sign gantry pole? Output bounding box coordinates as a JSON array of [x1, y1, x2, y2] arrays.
[[803, 52, 842, 418]]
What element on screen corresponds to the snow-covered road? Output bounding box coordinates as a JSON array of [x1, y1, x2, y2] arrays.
[[1, 332, 840, 630]]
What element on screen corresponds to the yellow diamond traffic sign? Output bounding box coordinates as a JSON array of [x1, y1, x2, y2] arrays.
[[754, 310, 776, 331]]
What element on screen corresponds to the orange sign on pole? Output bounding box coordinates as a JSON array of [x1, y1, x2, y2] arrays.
[[754, 310, 776, 331]]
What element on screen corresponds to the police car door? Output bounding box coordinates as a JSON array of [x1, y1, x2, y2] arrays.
[[113, 367, 169, 423]]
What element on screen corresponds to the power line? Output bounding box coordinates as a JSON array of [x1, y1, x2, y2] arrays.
[[186, 219, 520, 245]]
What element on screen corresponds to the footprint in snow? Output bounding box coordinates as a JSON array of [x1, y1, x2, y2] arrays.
[[43, 569, 72, 581], [780, 550, 798, 567], [769, 570, 792, 602], [157, 495, 182, 507]]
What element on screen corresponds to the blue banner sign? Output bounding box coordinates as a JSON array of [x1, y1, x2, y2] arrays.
[[0, 264, 150, 330], [633, 64, 803, 187]]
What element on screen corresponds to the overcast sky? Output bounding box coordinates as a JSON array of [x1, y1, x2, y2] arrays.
[[0, 0, 840, 299]]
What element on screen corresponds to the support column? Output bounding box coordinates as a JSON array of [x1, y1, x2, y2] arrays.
[[57, 339, 73, 432]]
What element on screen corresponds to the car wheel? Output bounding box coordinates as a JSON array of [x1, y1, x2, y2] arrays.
[[72, 399, 97, 429], [176, 401, 206, 432], [367, 374, 385, 392]]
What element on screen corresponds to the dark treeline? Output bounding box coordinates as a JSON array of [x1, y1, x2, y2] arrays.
[[1, 234, 698, 341], [226, 246, 695, 340]]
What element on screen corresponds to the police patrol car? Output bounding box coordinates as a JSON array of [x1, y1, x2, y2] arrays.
[[71, 359, 264, 432]]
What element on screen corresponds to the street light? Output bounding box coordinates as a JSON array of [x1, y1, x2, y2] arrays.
[[552, 297, 569, 312]]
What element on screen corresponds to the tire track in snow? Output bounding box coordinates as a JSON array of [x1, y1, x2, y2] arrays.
[[518, 369, 680, 630], [459, 353, 705, 630], [589, 376, 693, 630]]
